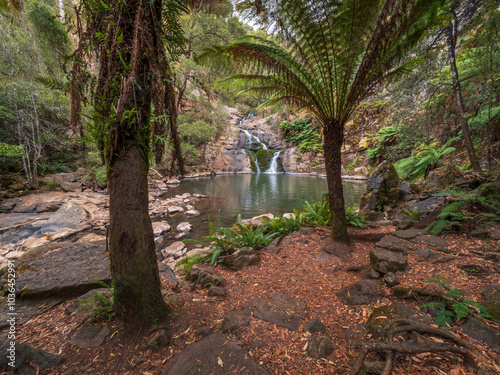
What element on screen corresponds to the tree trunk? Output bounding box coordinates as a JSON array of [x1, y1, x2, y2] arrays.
[[322, 122, 349, 243], [445, 18, 481, 172], [108, 140, 167, 327]]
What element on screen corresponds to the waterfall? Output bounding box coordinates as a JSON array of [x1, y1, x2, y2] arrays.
[[241, 129, 268, 150], [265, 151, 282, 174]]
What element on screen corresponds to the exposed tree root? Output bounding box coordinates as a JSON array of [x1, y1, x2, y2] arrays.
[[350, 318, 477, 375]]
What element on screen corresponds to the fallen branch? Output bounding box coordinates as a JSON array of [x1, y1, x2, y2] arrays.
[[350, 318, 476, 375]]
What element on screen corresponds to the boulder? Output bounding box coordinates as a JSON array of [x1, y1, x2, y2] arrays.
[[370, 247, 408, 274], [460, 318, 500, 349], [162, 333, 269, 375], [52, 172, 81, 191], [39, 203, 90, 234], [375, 235, 417, 254], [359, 161, 404, 213], [185, 264, 227, 289], [424, 165, 464, 190], [0, 339, 64, 373], [336, 279, 386, 305], [15, 242, 110, 299], [251, 214, 274, 227], [307, 336, 332, 359], [185, 210, 201, 217], [413, 235, 448, 248]]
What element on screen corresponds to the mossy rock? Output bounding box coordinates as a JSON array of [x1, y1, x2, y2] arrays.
[[360, 161, 404, 213], [256, 149, 275, 171], [423, 165, 464, 190], [365, 303, 427, 339], [480, 285, 500, 323]]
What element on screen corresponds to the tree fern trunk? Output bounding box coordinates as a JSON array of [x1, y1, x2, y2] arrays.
[[323, 122, 349, 243]]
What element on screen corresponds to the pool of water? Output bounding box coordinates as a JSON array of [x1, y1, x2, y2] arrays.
[[162, 174, 366, 242]]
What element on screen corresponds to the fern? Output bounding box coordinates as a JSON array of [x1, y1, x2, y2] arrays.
[[419, 276, 490, 326]]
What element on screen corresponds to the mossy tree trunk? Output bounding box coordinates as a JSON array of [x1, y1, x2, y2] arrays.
[[323, 122, 349, 243]]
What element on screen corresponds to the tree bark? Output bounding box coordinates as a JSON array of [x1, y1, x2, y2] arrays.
[[109, 140, 167, 326], [445, 17, 482, 172], [322, 122, 349, 243]]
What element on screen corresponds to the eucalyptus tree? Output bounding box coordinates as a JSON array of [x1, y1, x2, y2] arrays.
[[73, 0, 186, 326], [202, 0, 444, 244]]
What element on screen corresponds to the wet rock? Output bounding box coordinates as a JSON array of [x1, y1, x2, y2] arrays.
[[167, 206, 184, 214], [185, 210, 201, 217], [161, 241, 186, 259], [176, 222, 192, 233], [307, 336, 332, 358], [303, 318, 326, 334], [70, 325, 110, 348], [0, 339, 64, 373], [370, 247, 408, 274], [375, 235, 417, 254], [460, 318, 500, 349], [162, 333, 268, 375], [16, 242, 110, 299], [152, 221, 171, 236], [221, 310, 251, 332], [336, 279, 386, 305]]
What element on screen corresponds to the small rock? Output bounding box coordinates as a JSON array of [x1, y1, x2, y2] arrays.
[[146, 329, 170, 349], [152, 222, 171, 236], [185, 210, 200, 217], [176, 222, 192, 233], [383, 272, 400, 287], [375, 235, 417, 254], [207, 286, 228, 297], [165, 177, 181, 185], [413, 235, 448, 248], [161, 241, 186, 259], [250, 213, 274, 226], [70, 325, 110, 348], [266, 236, 285, 255], [167, 206, 184, 214], [366, 267, 381, 279], [221, 310, 251, 333], [391, 228, 424, 240], [303, 318, 326, 334], [307, 336, 332, 358], [460, 318, 500, 349], [370, 247, 408, 274]]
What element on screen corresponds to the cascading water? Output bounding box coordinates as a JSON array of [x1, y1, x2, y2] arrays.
[[264, 151, 282, 174], [239, 116, 282, 174]]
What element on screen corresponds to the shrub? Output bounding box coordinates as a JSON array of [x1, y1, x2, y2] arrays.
[[279, 118, 322, 153]]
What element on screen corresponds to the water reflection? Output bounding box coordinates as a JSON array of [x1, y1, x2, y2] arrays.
[[164, 174, 366, 229]]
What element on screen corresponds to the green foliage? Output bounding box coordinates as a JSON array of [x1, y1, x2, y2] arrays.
[[180, 142, 200, 166], [279, 118, 322, 154], [366, 126, 400, 160], [402, 206, 425, 221], [419, 276, 489, 327], [79, 280, 116, 321], [0, 142, 24, 159], [302, 200, 331, 226], [178, 119, 217, 146], [426, 188, 500, 235], [394, 139, 457, 181], [263, 214, 303, 236], [346, 157, 360, 171], [224, 217, 277, 249], [345, 206, 365, 228], [83, 151, 107, 188]]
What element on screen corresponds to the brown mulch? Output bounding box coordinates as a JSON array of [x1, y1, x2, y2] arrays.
[[11, 225, 500, 375]]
